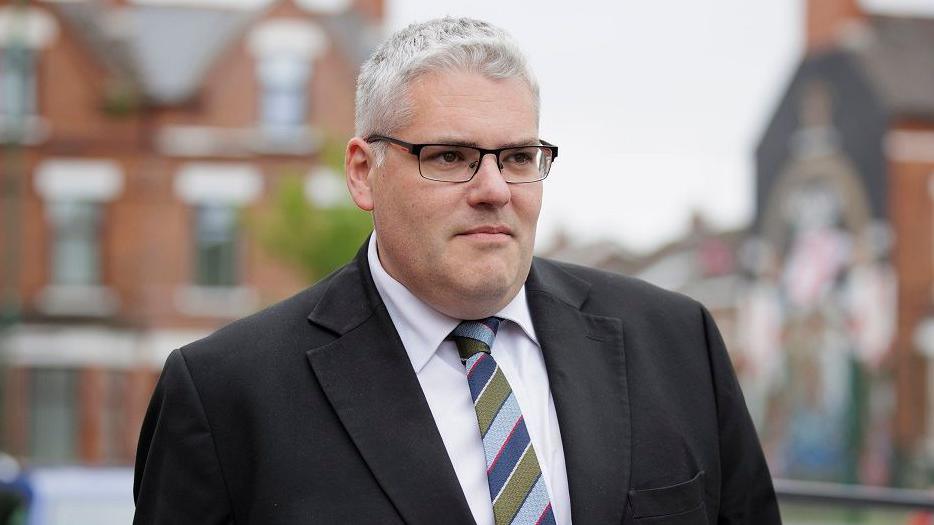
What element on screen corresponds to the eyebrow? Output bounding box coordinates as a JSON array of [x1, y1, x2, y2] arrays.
[[430, 137, 541, 149]]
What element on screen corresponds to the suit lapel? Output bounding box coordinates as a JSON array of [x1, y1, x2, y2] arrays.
[[526, 258, 631, 525], [305, 243, 474, 525]]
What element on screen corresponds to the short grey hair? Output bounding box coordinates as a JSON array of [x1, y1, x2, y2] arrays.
[[355, 17, 540, 161]]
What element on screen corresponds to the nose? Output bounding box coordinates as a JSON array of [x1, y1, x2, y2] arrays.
[[465, 152, 511, 208]]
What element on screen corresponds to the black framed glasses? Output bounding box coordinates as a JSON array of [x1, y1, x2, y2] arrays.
[[365, 134, 558, 183]]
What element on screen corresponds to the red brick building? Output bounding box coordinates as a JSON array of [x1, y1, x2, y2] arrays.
[[752, 0, 934, 484], [0, 0, 381, 465]]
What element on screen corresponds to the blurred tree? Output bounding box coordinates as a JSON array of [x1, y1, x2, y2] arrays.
[[249, 139, 372, 283]]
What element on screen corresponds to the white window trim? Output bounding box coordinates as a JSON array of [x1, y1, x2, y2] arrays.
[[247, 19, 327, 61], [35, 159, 124, 202], [0, 6, 58, 49], [1, 326, 211, 370], [888, 130, 934, 163], [156, 125, 321, 157], [174, 162, 263, 205], [35, 285, 119, 317], [173, 285, 258, 319], [2, 325, 136, 368], [294, 0, 351, 14]]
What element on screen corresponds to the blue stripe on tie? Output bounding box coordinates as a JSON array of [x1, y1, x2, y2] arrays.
[[482, 392, 522, 464], [452, 317, 501, 347], [536, 504, 556, 525], [487, 420, 531, 499], [466, 354, 497, 401], [509, 474, 550, 525]]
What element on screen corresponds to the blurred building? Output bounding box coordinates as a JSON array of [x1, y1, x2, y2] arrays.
[[752, 0, 934, 486], [550, 0, 934, 488], [0, 0, 382, 466], [547, 214, 746, 352]]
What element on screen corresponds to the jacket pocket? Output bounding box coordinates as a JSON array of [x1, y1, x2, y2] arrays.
[[628, 471, 707, 524]]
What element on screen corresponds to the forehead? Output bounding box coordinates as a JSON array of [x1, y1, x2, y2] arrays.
[[400, 70, 539, 145]]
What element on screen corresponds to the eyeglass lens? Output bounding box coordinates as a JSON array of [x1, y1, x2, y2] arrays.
[[418, 145, 553, 182]]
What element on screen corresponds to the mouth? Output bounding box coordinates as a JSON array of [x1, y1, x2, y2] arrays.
[[457, 225, 513, 241]]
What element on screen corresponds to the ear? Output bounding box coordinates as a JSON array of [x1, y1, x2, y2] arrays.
[[345, 137, 375, 211]]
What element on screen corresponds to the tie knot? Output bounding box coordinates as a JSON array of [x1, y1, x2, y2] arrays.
[[450, 317, 502, 361]]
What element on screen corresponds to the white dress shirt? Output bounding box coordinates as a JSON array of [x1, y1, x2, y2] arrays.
[[367, 234, 572, 525]]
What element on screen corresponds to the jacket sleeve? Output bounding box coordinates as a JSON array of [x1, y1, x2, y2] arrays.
[[133, 348, 233, 524], [701, 305, 783, 524]]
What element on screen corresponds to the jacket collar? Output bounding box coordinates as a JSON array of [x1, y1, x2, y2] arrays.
[[306, 240, 475, 524], [307, 242, 630, 525], [525, 258, 631, 524], [306, 240, 378, 335]]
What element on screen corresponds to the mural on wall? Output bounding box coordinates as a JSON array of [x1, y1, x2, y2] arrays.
[[740, 81, 897, 484]]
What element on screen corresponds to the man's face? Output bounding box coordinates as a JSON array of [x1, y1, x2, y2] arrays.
[[369, 70, 543, 319]]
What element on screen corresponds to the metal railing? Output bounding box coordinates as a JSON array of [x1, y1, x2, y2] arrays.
[[774, 478, 934, 510]]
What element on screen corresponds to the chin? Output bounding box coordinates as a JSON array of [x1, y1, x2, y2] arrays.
[[429, 267, 523, 320], [434, 245, 529, 297], [455, 266, 518, 302]]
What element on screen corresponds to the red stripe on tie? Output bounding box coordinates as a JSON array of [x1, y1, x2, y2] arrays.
[[487, 415, 523, 475], [466, 353, 487, 378], [535, 503, 553, 525]]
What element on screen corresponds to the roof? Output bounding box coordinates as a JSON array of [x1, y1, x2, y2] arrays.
[[543, 215, 747, 281], [840, 15, 934, 119], [542, 224, 748, 309], [544, 239, 640, 276], [125, 5, 254, 104], [52, 1, 376, 106]]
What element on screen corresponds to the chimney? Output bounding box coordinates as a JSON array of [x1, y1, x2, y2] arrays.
[[806, 0, 867, 52], [353, 0, 384, 23]]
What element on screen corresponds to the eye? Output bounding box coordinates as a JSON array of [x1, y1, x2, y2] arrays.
[[509, 152, 531, 164], [439, 150, 462, 164], [421, 146, 474, 170], [503, 148, 538, 165]]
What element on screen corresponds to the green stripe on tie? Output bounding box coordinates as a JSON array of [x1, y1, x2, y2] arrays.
[[452, 318, 554, 525], [494, 446, 542, 524], [475, 369, 511, 436], [457, 338, 489, 361]]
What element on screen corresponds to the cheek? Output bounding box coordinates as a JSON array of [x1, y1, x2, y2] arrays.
[[514, 188, 543, 229], [375, 177, 420, 226], [376, 188, 448, 257]]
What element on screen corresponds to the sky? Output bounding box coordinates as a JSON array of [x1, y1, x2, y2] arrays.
[[132, 0, 934, 253], [387, 0, 800, 253], [385, 0, 934, 254]]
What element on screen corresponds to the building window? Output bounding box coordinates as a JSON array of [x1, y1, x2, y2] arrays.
[[29, 368, 78, 463], [174, 163, 259, 315], [0, 45, 36, 118], [257, 54, 309, 130], [49, 200, 102, 286], [194, 204, 238, 287]]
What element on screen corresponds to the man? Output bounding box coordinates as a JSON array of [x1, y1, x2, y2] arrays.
[[133, 17, 781, 525]]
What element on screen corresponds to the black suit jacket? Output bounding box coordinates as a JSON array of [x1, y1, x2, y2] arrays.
[[133, 242, 781, 524]]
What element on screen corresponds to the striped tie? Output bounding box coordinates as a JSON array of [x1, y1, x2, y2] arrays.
[[451, 318, 556, 525]]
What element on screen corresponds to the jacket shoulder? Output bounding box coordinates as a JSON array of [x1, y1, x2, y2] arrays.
[[532, 256, 701, 315]]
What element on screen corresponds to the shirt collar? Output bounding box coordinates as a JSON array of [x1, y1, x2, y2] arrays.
[[367, 234, 539, 373]]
